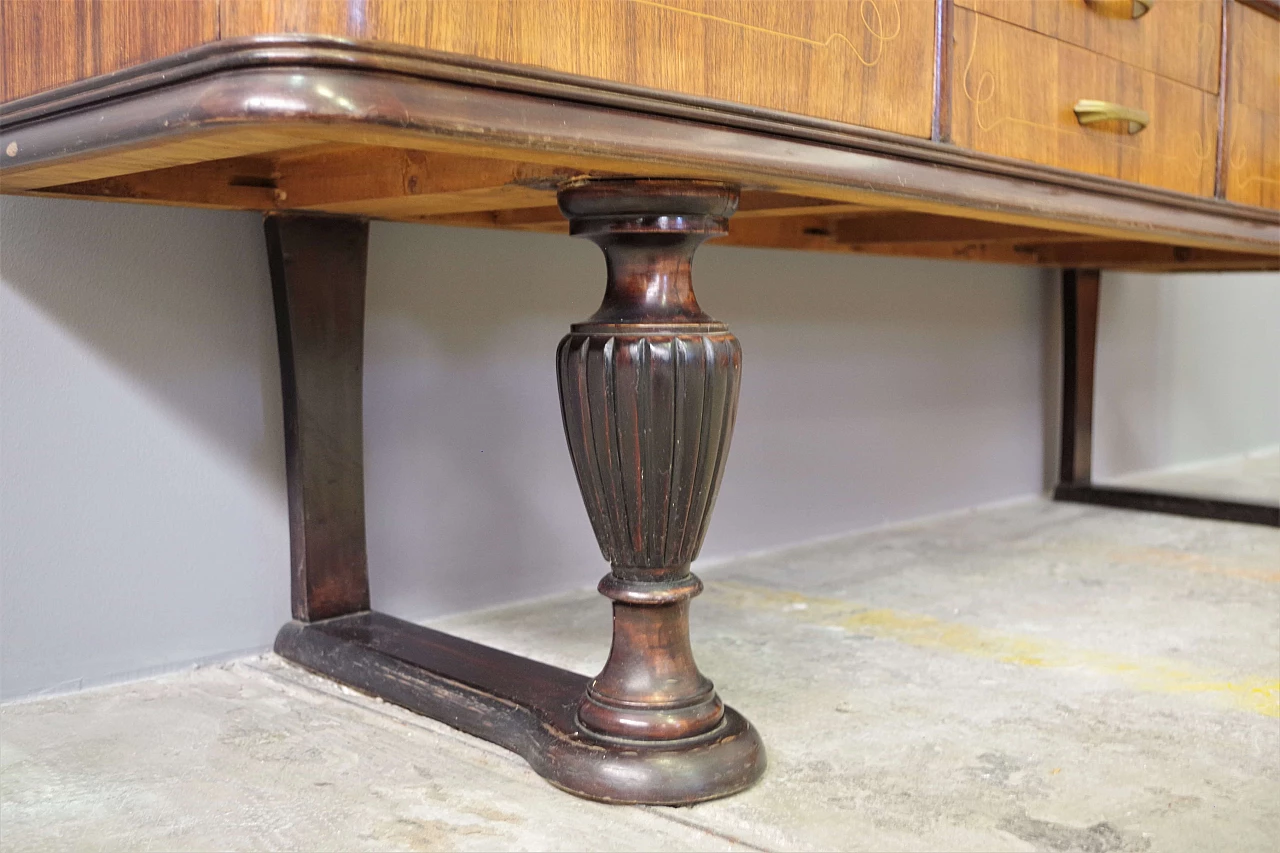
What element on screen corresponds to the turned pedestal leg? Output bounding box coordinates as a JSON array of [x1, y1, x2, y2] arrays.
[[271, 188, 764, 808], [556, 179, 762, 770]]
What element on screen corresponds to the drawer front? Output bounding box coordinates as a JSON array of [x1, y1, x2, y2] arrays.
[[1224, 2, 1280, 208], [222, 0, 937, 138], [952, 9, 1219, 196], [957, 0, 1221, 92]]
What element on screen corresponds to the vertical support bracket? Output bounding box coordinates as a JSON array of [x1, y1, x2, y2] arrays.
[[1058, 268, 1100, 487], [266, 213, 371, 621]]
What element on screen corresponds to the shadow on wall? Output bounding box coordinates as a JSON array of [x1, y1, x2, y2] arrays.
[[1, 196, 1049, 697], [1, 198, 288, 698]]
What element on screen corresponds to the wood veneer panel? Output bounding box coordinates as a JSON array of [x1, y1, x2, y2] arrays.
[[957, 0, 1222, 93], [1224, 1, 1280, 208], [3, 44, 1274, 260], [220, 0, 935, 137], [0, 1, 218, 102], [952, 8, 1219, 197]]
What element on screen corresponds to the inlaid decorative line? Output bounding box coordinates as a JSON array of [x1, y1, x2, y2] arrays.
[[631, 0, 902, 67], [1229, 141, 1280, 190], [959, 13, 1212, 182]]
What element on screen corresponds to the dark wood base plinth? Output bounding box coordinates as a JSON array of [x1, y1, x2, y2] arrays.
[[1054, 484, 1279, 527], [275, 612, 766, 805]]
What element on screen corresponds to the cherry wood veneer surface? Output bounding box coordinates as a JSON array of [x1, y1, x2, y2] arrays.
[[957, 0, 1222, 93], [1224, 0, 1280, 208], [0, 0, 218, 102], [1, 0, 936, 138], [0, 6, 1275, 264], [222, 0, 935, 137], [952, 7, 1220, 197]]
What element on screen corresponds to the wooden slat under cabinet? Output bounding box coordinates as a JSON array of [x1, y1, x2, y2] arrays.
[[0, 0, 219, 102], [952, 8, 1218, 197], [956, 0, 1221, 93], [1223, 1, 1280, 209], [220, 0, 936, 138]]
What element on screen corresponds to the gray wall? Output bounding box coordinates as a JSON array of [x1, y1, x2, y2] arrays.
[[1, 196, 1274, 699], [1092, 271, 1279, 479]]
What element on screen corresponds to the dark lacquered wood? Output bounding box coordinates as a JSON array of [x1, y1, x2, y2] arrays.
[[1054, 484, 1280, 527], [265, 213, 371, 621], [1238, 0, 1280, 19], [275, 613, 766, 804], [1058, 268, 1100, 487], [264, 201, 763, 803], [555, 179, 759, 767]]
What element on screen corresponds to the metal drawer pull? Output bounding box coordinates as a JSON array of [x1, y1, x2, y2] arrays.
[[1085, 0, 1154, 19], [1073, 99, 1151, 134]]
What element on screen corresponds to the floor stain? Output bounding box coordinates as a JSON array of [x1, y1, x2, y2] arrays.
[[712, 582, 1280, 718], [1000, 816, 1149, 853]]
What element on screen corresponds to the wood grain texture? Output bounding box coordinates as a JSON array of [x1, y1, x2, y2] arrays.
[[275, 612, 767, 804], [221, 0, 935, 137], [957, 0, 1222, 92], [1224, 0, 1280, 208], [718, 213, 1275, 270], [2, 41, 1276, 262], [952, 8, 1219, 196], [265, 214, 371, 622], [0, 0, 218, 101], [556, 179, 748, 746]]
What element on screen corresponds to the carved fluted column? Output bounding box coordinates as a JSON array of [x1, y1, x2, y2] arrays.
[[556, 178, 749, 747]]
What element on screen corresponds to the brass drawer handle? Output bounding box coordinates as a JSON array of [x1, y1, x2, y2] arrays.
[[1085, 0, 1154, 19], [1073, 99, 1151, 134]]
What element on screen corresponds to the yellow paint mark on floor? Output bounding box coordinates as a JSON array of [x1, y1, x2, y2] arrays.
[[711, 582, 1280, 718], [1045, 541, 1280, 583]]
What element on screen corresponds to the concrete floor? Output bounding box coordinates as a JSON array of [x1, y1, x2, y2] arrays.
[[4, 480, 1278, 850]]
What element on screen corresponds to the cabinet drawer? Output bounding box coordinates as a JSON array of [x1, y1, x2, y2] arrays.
[[952, 9, 1218, 196], [1224, 1, 1280, 208], [221, 0, 937, 138], [956, 0, 1221, 92]]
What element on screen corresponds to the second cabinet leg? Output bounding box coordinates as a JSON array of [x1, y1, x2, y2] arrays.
[[556, 179, 760, 767]]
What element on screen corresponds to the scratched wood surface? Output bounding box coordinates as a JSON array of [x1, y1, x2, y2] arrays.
[[1223, 1, 1280, 208], [219, 0, 935, 137], [957, 0, 1222, 93], [0, 0, 219, 101], [952, 7, 1219, 197]]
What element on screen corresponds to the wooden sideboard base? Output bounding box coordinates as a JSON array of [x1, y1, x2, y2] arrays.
[[275, 613, 765, 805], [265, 190, 766, 804], [1054, 484, 1280, 527], [1054, 268, 1280, 529]]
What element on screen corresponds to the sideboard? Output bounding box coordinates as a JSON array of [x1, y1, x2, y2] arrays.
[[2, 0, 1277, 805]]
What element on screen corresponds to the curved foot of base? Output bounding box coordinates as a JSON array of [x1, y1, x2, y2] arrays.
[[533, 707, 766, 805], [275, 613, 766, 806]]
